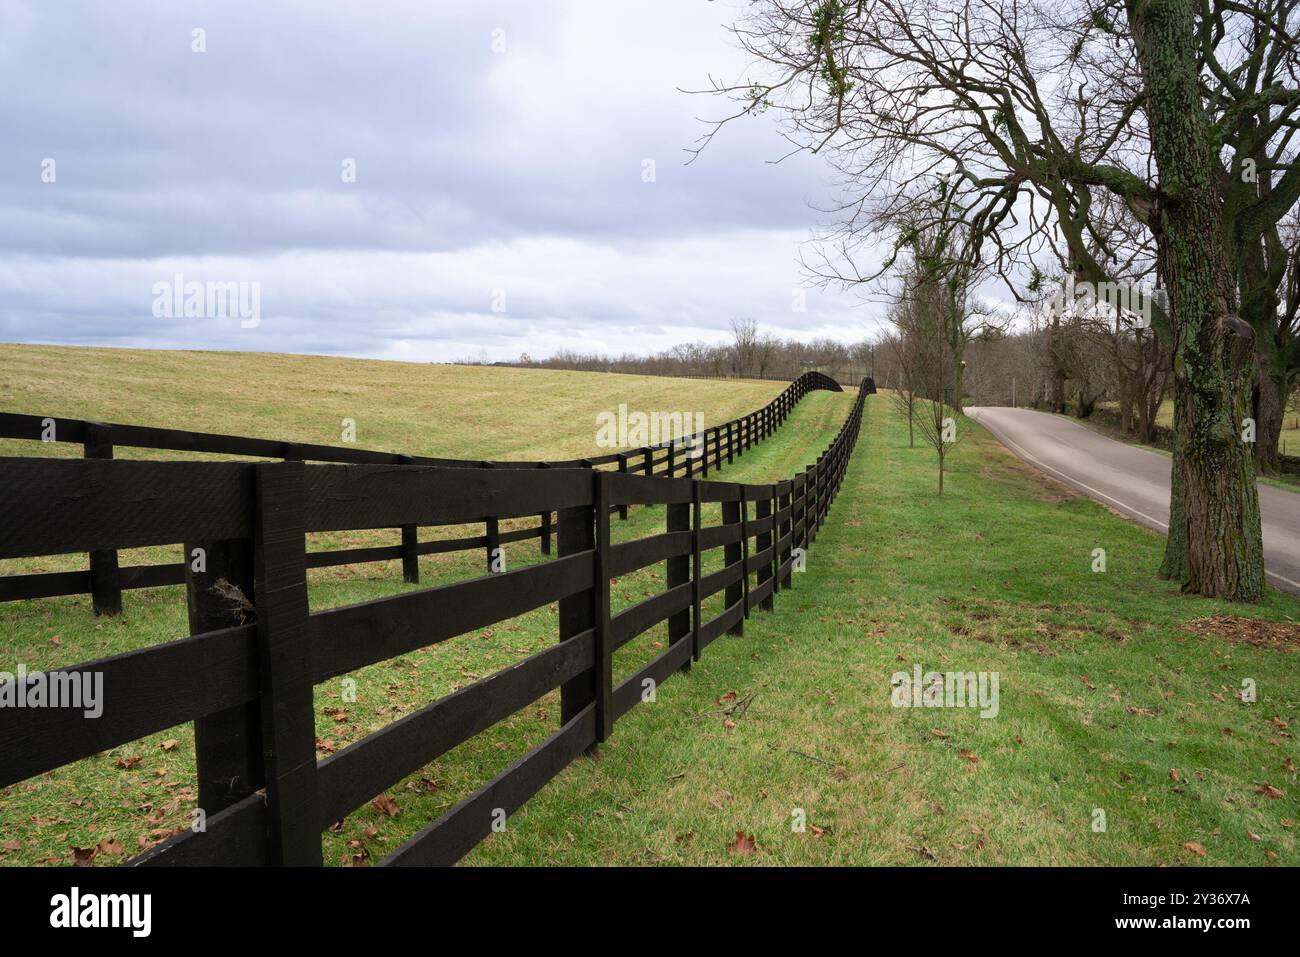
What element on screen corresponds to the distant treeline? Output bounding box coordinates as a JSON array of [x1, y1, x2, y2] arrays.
[[481, 319, 878, 387]]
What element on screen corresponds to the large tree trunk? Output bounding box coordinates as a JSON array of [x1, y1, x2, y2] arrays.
[[1138, 383, 1159, 443], [1117, 371, 1134, 433], [1130, 0, 1264, 601], [1254, 349, 1286, 473], [1048, 315, 1067, 413]]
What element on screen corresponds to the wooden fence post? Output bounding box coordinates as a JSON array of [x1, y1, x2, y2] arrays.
[[666, 499, 691, 674], [691, 483, 702, 662], [557, 499, 596, 725], [643, 447, 653, 478], [778, 484, 792, 591], [810, 461, 822, 543], [727, 421, 735, 464], [83, 423, 121, 616], [616, 454, 629, 520], [251, 461, 322, 865], [723, 497, 744, 637], [485, 517, 501, 573], [667, 442, 676, 479], [593, 473, 613, 742], [756, 494, 773, 612], [482, 461, 500, 573], [187, 537, 261, 816], [739, 488, 751, 620], [398, 454, 419, 584], [538, 463, 553, 556], [798, 468, 812, 552]]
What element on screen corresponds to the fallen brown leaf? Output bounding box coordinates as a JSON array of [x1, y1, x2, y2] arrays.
[[726, 831, 756, 856]]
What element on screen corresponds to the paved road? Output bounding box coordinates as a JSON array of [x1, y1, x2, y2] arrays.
[[966, 406, 1300, 596]]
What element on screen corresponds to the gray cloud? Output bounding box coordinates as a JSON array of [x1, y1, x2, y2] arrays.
[[0, 0, 885, 361]]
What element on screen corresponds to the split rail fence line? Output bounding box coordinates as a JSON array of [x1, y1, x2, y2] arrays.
[[0, 371, 853, 612], [0, 383, 867, 866]]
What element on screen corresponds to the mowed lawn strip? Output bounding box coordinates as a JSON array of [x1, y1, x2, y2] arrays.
[[464, 396, 1300, 866]]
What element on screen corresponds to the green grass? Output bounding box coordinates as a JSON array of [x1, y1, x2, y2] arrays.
[[3, 348, 1297, 867], [462, 397, 1300, 866], [0, 345, 848, 866]]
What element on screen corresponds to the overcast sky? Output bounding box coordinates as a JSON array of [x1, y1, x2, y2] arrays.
[[0, 0, 889, 363]]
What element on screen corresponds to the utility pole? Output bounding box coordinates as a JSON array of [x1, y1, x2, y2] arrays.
[[1012, 377, 1016, 408]]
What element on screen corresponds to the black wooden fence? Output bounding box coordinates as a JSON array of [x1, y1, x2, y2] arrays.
[[0, 371, 852, 612], [0, 386, 867, 866]]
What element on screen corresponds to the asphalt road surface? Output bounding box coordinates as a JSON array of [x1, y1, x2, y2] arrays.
[[966, 406, 1300, 596]]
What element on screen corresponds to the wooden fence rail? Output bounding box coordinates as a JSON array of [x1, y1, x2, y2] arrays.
[[0, 372, 862, 612], [0, 383, 867, 866]]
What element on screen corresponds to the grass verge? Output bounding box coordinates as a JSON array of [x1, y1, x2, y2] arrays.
[[461, 397, 1300, 866]]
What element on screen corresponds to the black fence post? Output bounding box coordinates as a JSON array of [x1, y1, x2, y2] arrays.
[[723, 497, 744, 637], [485, 517, 501, 573], [482, 461, 501, 573], [83, 423, 121, 616], [557, 499, 596, 725], [739, 488, 750, 620], [398, 454, 419, 584], [616, 454, 629, 520], [666, 499, 691, 674], [251, 461, 322, 865], [593, 473, 612, 742], [756, 494, 773, 612], [778, 483, 792, 590], [808, 462, 820, 544], [187, 537, 261, 816], [798, 468, 811, 552], [538, 463, 553, 556], [691, 483, 702, 662]]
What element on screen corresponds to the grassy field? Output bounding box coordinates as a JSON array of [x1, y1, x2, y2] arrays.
[[0, 344, 846, 866], [465, 394, 1300, 866], [2, 348, 1298, 867], [0, 343, 787, 462]]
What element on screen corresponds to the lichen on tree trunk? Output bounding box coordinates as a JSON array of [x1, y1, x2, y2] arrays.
[[1129, 0, 1265, 601]]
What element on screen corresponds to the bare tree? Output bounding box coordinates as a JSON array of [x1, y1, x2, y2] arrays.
[[883, 329, 918, 447], [730, 318, 759, 377], [892, 233, 965, 490], [692, 0, 1300, 599]]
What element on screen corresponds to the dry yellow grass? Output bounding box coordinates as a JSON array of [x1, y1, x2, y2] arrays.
[[0, 343, 785, 462]]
